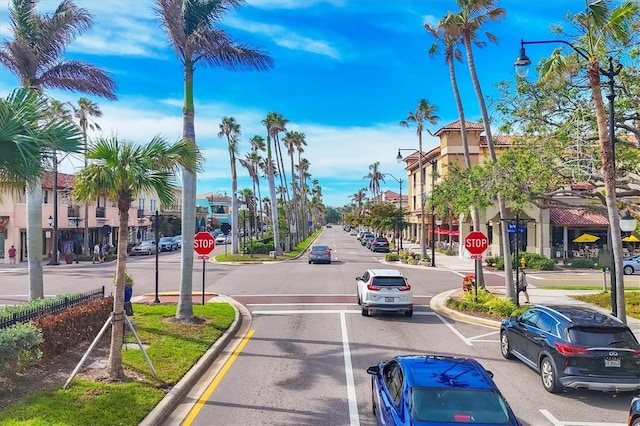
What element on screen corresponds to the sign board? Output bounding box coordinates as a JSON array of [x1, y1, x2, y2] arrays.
[[194, 232, 215, 255], [470, 254, 484, 260], [197, 255, 209, 260], [464, 231, 489, 255], [221, 223, 231, 236]]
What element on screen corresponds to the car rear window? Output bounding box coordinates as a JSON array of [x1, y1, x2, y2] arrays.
[[372, 276, 406, 287], [411, 388, 513, 424], [312, 246, 329, 252], [568, 327, 639, 347]]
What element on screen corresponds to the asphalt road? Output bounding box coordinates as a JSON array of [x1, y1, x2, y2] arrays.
[[1, 231, 638, 425]]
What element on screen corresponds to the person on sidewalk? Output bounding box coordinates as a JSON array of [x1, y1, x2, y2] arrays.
[[93, 243, 100, 264], [518, 269, 530, 304], [8, 245, 17, 267]]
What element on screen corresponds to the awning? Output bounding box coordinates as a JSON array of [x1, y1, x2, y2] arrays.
[[573, 233, 600, 243], [550, 208, 608, 226], [622, 235, 640, 243]]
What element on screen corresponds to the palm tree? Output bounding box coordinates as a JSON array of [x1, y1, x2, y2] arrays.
[[248, 135, 266, 235], [399, 99, 439, 260], [71, 136, 197, 380], [426, 13, 485, 286], [350, 188, 368, 217], [261, 112, 286, 254], [1, 88, 82, 198], [450, 0, 513, 298], [239, 153, 260, 238], [537, 0, 638, 320], [0, 0, 116, 300], [364, 162, 385, 202], [283, 130, 306, 242], [218, 116, 241, 254], [155, 0, 273, 319], [73, 97, 102, 257]]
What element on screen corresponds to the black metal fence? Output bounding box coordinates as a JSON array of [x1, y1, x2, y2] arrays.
[[0, 286, 105, 330]]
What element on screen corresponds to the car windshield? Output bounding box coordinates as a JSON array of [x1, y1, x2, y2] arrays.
[[411, 388, 513, 424], [160, 237, 172, 242], [568, 327, 638, 347], [371, 276, 405, 287]]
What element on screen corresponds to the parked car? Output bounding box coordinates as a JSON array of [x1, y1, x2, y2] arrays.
[[308, 245, 331, 264], [130, 240, 157, 256], [630, 396, 640, 426], [367, 355, 520, 425], [623, 254, 640, 275], [158, 236, 177, 252], [356, 269, 413, 317], [173, 235, 182, 249], [359, 231, 373, 244], [500, 305, 640, 393], [370, 236, 390, 253], [215, 234, 231, 245], [211, 228, 222, 237], [349, 227, 358, 236], [361, 234, 375, 247]]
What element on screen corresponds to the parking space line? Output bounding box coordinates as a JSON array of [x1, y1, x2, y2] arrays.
[[340, 312, 360, 426], [539, 409, 625, 426]]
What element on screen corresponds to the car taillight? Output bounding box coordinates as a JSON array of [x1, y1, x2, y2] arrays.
[[325, 250, 330, 255], [555, 342, 589, 356], [367, 282, 381, 291], [398, 284, 411, 291]]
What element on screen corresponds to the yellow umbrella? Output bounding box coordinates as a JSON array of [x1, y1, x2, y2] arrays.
[[622, 235, 640, 243], [573, 233, 600, 243]]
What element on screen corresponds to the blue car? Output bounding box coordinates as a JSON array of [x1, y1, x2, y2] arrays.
[[367, 355, 520, 425]]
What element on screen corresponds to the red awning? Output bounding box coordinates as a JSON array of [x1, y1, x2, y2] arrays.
[[550, 208, 608, 226]]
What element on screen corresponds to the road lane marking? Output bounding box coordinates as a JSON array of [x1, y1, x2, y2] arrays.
[[539, 409, 625, 426], [341, 312, 360, 426], [181, 329, 255, 426], [433, 312, 473, 346]]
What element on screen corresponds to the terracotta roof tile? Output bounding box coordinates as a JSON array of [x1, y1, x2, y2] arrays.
[[549, 208, 609, 226], [434, 120, 484, 136], [479, 135, 512, 146]]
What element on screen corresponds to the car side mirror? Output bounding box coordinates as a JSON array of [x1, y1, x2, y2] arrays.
[[366, 366, 380, 376], [355, 277, 361, 281]]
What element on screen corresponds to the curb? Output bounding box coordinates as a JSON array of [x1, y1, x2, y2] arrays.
[[139, 296, 248, 426], [429, 289, 502, 329]]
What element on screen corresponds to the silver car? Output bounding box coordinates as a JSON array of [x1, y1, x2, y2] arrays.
[[623, 254, 640, 275], [308, 245, 331, 264], [130, 240, 157, 256]]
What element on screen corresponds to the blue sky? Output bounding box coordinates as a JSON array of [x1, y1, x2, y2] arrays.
[[0, 0, 582, 207]]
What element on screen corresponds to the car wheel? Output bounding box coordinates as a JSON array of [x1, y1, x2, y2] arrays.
[[624, 265, 634, 275], [404, 310, 413, 317], [308, 260, 312, 264], [540, 357, 561, 393], [147, 250, 151, 255], [328, 260, 331, 264], [361, 306, 369, 316], [500, 330, 514, 359], [632, 417, 640, 426]]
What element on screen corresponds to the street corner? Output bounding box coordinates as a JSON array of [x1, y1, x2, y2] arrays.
[[430, 289, 501, 329]]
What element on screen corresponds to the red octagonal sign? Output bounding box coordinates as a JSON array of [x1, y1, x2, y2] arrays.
[[194, 231, 215, 255], [464, 231, 488, 255]]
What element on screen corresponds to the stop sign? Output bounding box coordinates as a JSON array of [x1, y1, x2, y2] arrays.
[[464, 231, 488, 255], [193, 232, 215, 255]]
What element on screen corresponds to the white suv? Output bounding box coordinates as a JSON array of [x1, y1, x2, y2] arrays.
[[356, 269, 413, 317]]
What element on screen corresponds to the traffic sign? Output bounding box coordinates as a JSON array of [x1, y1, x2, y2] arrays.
[[470, 254, 484, 260], [194, 232, 215, 255], [464, 231, 488, 255]]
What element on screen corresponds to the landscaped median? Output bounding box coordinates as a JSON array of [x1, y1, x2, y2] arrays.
[[0, 303, 236, 425]]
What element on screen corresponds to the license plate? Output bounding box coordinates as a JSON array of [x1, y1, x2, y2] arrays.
[[385, 297, 394, 302], [605, 358, 621, 368]]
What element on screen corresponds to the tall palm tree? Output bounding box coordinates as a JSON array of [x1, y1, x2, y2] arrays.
[[538, 0, 638, 321], [218, 116, 241, 254], [73, 97, 102, 257], [71, 136, 197, 380], [249, 135, 266, 235], [1, 88, 82, 198], [350, 188, 368, 217], [155, 0, 273, 319], [261, 112, 286, 254], [283, 130, 306, 242], [451, 0, 513, 297], [427, 13, 485, 286], [364, 162, 385, 202], [0, 0, 116, 300], [399, 99, 439, 260], [239, 153, 260, 238]]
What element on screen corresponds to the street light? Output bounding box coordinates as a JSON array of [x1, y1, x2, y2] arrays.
[[382, 173, 404, 251], [515, 39, 628, 320], [47, 150, 60, 266], [47, 214, 59, 266], [397, 149, 437, 266]]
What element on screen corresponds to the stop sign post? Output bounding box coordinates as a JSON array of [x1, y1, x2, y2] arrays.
[[193, 232, 215, 305], [464, 231, 488, 259]]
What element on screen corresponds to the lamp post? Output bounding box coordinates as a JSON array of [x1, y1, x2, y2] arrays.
[[430, 160, 436, 267], [382, 173, 404, 251], [48, 150, 60, 266], [397, 149, 436, 265], [68, 216, 83, 263], [515, 39, 629, 320], [500, 215, 535, 306]]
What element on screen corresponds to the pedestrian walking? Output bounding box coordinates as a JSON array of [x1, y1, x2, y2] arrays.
[[93, 243, 100, 264], [518, 270, 530, 304], [8, 245, 17, 267], [100, 243, 107, 263]]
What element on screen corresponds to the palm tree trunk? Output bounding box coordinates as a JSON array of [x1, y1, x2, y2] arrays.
[[462, 35, 514, 300], [27, 180, 44, 300], [177, 60, 196, 320], [231, 160, 239, 254], [266, 137, 281, 254], [107, 208, 129, 380]]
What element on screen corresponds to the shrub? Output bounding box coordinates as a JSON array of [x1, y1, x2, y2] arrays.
[[248, 240, 275, 254], [32, 296, 113, 360], [569, 258, 596, 269], [0, 323, 44, 377], [485, 256, 496, 267], [385, 253, 399, 261], [444, 249, 455, 256], [446, 289, 525, 318]]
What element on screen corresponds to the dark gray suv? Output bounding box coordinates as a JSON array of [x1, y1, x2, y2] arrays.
[[500, 305, 640, 393]]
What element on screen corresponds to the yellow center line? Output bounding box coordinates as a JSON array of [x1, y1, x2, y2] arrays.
[[181, 329, 255, 425]]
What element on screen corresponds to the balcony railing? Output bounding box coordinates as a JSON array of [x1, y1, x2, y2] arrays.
[[95, 206, 106, 218]]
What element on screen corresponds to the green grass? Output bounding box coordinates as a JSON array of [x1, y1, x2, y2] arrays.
[[0, 303, 235, 426], [538, 285, 640, 291], [573, 291, 640, 319], [214, 230, 320, 263]]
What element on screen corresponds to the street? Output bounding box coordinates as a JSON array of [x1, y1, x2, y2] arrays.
[[1, 230, 638, 425]]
